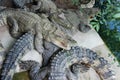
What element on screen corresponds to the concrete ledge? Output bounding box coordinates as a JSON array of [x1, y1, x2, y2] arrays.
[[73, 29, 120, 79]]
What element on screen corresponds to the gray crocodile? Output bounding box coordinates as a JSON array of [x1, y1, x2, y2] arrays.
[[48, 46, 116, 80], [19, 46, 116, 80], [0, 32, 34, 80], [0, 8, 76, 54], [13, 0, 98, 34], [42, 40, 60, 66], [48, 8, 99, 35], [13, 0, 95, 13], [13, 0, 57, 13]]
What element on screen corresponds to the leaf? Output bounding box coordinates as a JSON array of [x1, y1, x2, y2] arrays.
[[107, 0, 112, 4], [95, 24, 100, 31], [113, 13, 120, 18], [99, 20, 103, 24], [102, 18, 107, 25], [90, 21, 97, 25], [116, 33, 120, 40], [116, 7, 120, 12]]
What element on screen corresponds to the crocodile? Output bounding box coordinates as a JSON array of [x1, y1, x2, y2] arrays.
[[42, 40, 60, 66], [48, 46, 116, 80], [0, 32, 34, 80], [0, 8, 76, 54], [48, 8, 99, 36], [13, 0, 57, 13], [13, 0, 95, 13], [13, 0, 99, 34], [19, 46, 116, 80], [13, 0, 98, 31]]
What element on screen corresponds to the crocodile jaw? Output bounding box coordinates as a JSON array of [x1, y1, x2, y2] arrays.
[[51, 39, 71, 50], [51, 37, 77, 50]]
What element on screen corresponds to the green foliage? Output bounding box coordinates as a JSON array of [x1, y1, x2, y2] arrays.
[[99, 26, 120, 62], [71, 0, 79, 5], [90, 0, 120, 31], [90, 13, 101, 31], [71, 0, 120, 62], [95, 0, 120, 62]]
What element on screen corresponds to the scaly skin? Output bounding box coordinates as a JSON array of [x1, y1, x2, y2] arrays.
[[42, 40, 60, 66], [19, 46, 116, 80], [49, 46, 116, 80], [0, 8, 76, 54], [0, 32, 34, 80], [13, 0, 57, 13], [49, 8, 99, 35]]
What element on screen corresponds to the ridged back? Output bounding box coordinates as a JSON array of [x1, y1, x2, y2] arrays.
[[49, 46, 115, 80], [0, 32, 34, 80]]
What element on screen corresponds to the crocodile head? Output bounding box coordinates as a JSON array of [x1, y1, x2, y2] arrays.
[[47, 28, 77, 50], [41, 14, 77, 50]]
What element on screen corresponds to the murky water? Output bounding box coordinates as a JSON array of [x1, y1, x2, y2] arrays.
[[13, 72, 29, 80]]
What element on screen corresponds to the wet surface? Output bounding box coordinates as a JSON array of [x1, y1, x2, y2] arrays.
[[13, 71, 30, 80]]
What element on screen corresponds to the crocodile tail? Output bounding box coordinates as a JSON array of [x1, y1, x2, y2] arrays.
[[0, 32, 34, 80], [49, 46, 116, 80]]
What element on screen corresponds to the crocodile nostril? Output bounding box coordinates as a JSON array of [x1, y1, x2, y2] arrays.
[[78, 23, 91, 33]]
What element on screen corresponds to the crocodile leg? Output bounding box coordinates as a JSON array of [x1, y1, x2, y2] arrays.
[[8, 15, 45, 55], [71, 63, 90, 73], [29, 1, 42, 12], [34, 23, 44, 54], [34, 33, 44, 54], [22, 1, 41, 12], [7, 16, 22, 38], [19, 60, 48, 80], [66, 68, 77, 80], [7, 15, 44, 54]]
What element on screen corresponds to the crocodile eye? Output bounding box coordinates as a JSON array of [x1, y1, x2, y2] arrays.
[[90, 16, 93, 19], [78, 23, 91, 33]]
